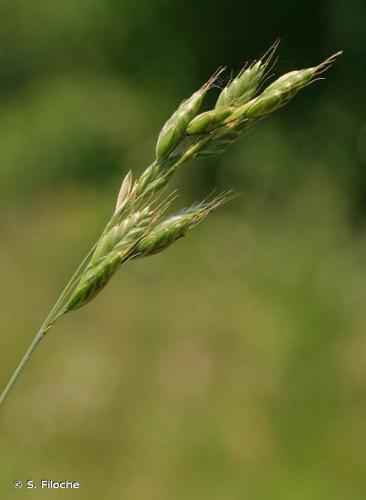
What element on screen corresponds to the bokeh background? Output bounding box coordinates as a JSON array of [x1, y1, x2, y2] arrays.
[[1, 0, 366, 498]]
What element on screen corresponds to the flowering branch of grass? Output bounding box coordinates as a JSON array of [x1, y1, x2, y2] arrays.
[[0, 45, 341, 409]]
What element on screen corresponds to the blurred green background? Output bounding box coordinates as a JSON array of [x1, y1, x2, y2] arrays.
[[1, 0, 366, 498]]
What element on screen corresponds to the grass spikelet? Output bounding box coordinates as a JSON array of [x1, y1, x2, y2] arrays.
[[155, 69, 224, 159], [243, 51, 342, 119], [215, 40, 280, 110], [135, 192, 234, 257]]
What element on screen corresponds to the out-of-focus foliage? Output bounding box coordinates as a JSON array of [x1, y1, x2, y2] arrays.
[[0, 0, 366, 499]]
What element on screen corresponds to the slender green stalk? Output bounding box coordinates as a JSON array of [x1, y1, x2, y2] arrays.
[[0, 244, 98, 408], [40, 245, 98, 332], [0, 331, 44, 408]]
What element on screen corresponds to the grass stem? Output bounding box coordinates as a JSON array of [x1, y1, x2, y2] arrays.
[[0, 331, 45, 408]]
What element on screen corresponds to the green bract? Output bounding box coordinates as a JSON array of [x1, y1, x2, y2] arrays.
[[155, 87, 208, 159], [216, 61, 265, 108], [186, 108, 233, 135]]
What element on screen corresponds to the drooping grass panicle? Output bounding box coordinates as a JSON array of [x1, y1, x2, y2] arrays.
[[62, 47, 342, 314], [0, 44, 341, 409]]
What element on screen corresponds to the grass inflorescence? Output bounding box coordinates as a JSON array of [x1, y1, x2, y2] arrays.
[[0, 43, 341, 408]]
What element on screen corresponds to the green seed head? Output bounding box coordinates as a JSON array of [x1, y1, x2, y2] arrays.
[[63, 50, 342, 314], [11, 45, 341, 352]]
